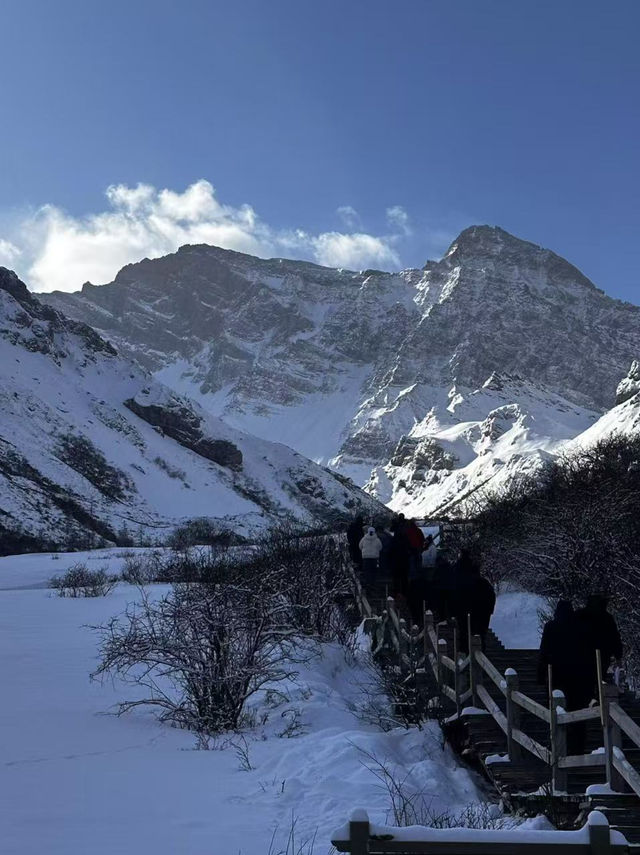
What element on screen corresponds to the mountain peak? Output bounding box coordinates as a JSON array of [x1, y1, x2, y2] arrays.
[[0, 267, 34, 308], [441, 224, 598, 292], [445, 225, 544, 260]]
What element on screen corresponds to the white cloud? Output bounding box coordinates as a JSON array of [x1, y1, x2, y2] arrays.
[[0, 238, 21, 266], [386, 205, 411, 235], [1, 180, 415, 292], [336, 205, 361, 229], [312, 232, 400, 270]]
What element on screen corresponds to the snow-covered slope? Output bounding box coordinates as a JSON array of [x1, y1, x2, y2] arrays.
[[0, 268, 381, 550], [564, 365, 640, 452], [374, 373, 599, 517], [41, 226, 640, 514]]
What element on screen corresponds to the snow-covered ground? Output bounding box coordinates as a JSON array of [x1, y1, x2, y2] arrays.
[[0, 547, 151, 591], [1, 549, 507, 855], [491, 589, 547, 649]]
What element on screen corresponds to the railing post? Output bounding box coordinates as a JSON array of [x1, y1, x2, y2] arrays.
[[379, 609, 389, 654], [399, 618, 408, 675], [452, 618, 461, 718], [469, 633, 482, 706], [386, 596, 396, 621], [437, 637, 448, 698], [602, 682, 624, 793], [505, 668, 522, 762], [386, 596, 397, 657], [587, 810, 613, 855], [551, 688, 568, 793], [349, 808, 370, 855], [411, 623, 420, 670], [424, 608, 434, 662]]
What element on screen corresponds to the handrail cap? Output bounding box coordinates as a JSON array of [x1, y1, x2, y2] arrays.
[[350, 808, 369, 822]]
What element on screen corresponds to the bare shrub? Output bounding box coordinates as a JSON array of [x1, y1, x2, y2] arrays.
[[229, 733, 253, 771], [120, 552, 166, 584], [347, 654, 445, 733], [94, 525, 360, 734], [356, 744, 506, 829], [93, 579, 317, 733], [125, 525, 356, 642], [153, 456, 187, 482], [267, 815, 319, 855], [243, 525, 356, 644], [169, 517, 238, 550], [50, 563, 118, 597]]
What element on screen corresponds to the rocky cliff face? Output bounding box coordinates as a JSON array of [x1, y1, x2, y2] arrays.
[[0, 270, 382, 552], [616, 361, 640, 406], [41, 226, 640, 514]]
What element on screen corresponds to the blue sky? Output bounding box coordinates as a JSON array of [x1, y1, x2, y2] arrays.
[[1, 0, 639, 297]]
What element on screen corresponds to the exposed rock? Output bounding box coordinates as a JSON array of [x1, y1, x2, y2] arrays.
[[390, 436, 456, 471], [0, 266, 117, 362], [124, 389, 243, 470], [616, 361, 640, 405]]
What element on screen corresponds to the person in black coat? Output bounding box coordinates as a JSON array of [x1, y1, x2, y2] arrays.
[[389, 515, 410, 599], [575, 594, 623, 678], [538, 600, 594, 755], [346, 515, 364, 569], [376, 525, 394, 577], [454, 556, 496, 652], [428, 550, 453, 621], [469, 571, 496, 646]]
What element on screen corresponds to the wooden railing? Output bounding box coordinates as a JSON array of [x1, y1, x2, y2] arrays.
[[355, 578, 640, 798], [331, 808, 629, 854]]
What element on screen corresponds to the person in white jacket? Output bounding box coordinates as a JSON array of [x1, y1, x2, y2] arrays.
[[359, 526, 382, 588]]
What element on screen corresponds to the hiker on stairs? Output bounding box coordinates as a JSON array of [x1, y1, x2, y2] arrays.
[[537, 599, 594, 755], [452, 548, 496, 651], [359, 526, 382, 589]]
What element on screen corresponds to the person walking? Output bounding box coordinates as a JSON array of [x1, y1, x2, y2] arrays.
[[455, 554, 495, 651], [376, 524, 394, 578], [406, 519, 426, 579], [449, 547, 478, 639], [575, 594, 623, 680], [346, 514, 365, 570], [430, 552, 452, 620], [390, 515, 411, 600], [538, 600, 593, 755], [359, 526, 382, 589]]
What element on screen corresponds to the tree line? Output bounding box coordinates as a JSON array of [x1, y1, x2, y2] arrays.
[[466, 433, 640, 683]]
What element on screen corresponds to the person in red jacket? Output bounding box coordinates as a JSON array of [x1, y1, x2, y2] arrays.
[[406, 519, 425, 578]]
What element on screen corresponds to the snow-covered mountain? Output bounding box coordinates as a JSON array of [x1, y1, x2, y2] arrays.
[[564, 363, 640, 453], [41, 226, 640, 515], [0, 268, 382, 551]]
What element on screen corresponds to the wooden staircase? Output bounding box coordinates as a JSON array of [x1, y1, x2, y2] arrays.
[[354, 576, 640, 846], [443, 626, 640, 844]]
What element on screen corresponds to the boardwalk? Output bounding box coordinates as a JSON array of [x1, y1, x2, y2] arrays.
[[355, 579, 640, 845]]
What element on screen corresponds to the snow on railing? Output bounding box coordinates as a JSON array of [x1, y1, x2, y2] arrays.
[[331, 809, 629, 854], [352, 578, 640, 799]]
